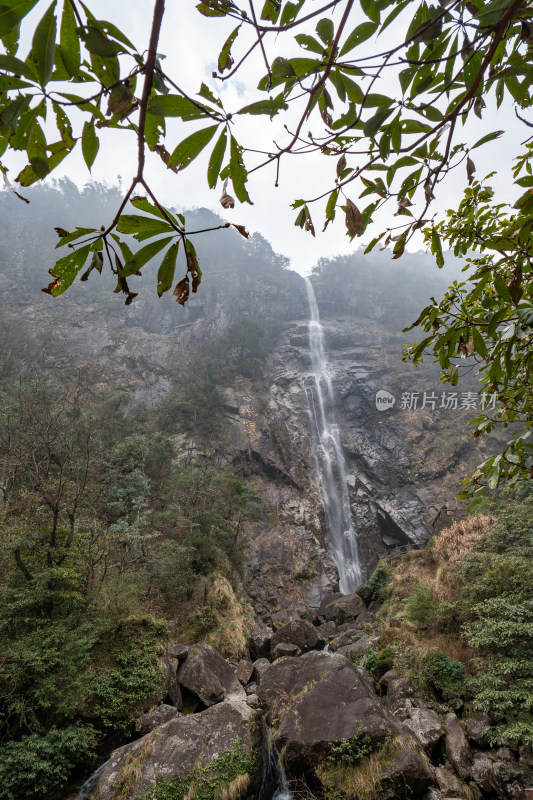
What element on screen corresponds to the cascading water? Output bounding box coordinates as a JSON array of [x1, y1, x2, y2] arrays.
[[303, 277, 362, 594], [257, 726, 292, 800], [75, 761, 108, 800]]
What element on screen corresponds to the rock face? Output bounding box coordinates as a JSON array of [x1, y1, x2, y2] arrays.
[[270, 619, 323, 655], [445, 712, 471, 780], [404, 709, 445, 752]]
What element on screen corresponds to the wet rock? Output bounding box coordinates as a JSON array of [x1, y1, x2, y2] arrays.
[[168, 643, 189, 663], [445, 712, 471, 780], [235, 659, 254, 686], [248, 621, 273, 660], [95, 698, 255, 800], [178, 643, 242, 707], [270, 619, 323, 656], [380, 741, 435, 799], [423, 788, 443, 800], [257, 651, 401, 773], [318, 592, 366, 624], [329, 628, 364, 652], [137, 704, 178, 736], [272, 642, 301, 660], [404, 708, 444, 752], [164, 659, 183, 710], [466, 712, 491, 747]]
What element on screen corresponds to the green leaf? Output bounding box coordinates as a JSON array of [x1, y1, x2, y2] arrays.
[[168, 124, 218, 171], [316, 18, 333, 45], [472, 327, 488, 359], [260, 0, 281, 23], [147, 94, 211, 121], [471, 130, 505, 150], [494, 274, 512, 303], [123, 236, 174, 277], [363, 108, 393, 139], [360, 0, 379, 24], [294, 34, 325, 54], [43, 243, 92, 294], [339, 21, 378, 57], [130, 196, 179, 225], [218, 24, 239, 72], [0, 0, 39, 37], [229, 135, 252, 204], [157, 241, 179, 297], [236, 97, 288, 117], [59, 0, 79, 77], [0, 53, 36, 80], [29, 1, 56, 86], [81, 120, 99, 171], [207, 127, 227, 189]]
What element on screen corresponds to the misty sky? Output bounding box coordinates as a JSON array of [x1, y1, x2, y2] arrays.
[[2, 1, 527, 275]]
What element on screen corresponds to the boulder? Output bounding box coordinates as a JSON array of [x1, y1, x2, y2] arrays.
[[329, 628, 364, 652], [248, 621, 273, 660], [270, 619, 323, 656], [471, 755, 496, 793], [272, 642, 301, 660], [379, 669, 398, 690], [164, 659, 182, 710], [355, 612, 376, 628], [336, 634, 373, 660], [136, 704, 178, 736], [95, 698, 255, 800], [404, 708, 444, 752], [178, 644, 242, 707], [465, 712, 491, 747], [318, 592, 365, 624], [317, 620, 337, 638], [252, 658, 271, 685], [356, 582, 374, 605], [235, 659, 254, 686], [168, 643, 189, 663], [256, 651, 401, 773], [445, 712, 471, 780], [336, 622, 361, 633], [380, 741, 435, 800], [435, 765, 465, 798], [387, 678, 416, 712]]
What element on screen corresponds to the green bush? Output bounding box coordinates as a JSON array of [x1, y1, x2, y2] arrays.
[[0, 724, 96, 800], [405, 583, 436, 628], [367, 562, 391, 601], [327, 726, 372, 767], [422, 651, 466, 697]]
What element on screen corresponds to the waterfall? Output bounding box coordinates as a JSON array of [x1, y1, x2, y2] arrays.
[[75, 761, 108, 800], [303, 277, 362, 594], [257, 726, 292, 800]]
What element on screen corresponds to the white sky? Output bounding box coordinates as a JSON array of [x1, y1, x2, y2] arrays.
[[2, 1, 526, 275]]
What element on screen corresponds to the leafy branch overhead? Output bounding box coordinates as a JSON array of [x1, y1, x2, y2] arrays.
[[0, 0, 533, 490]]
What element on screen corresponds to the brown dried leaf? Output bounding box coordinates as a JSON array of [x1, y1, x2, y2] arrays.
[[232, 223, 249, 238], [467, 156, 476, 184], [424, 178, 435, 203], [220, 192, 235, 209], [509, 277, 523, 305], [173, 276, 190, 305], [345, 199, 363, 237]]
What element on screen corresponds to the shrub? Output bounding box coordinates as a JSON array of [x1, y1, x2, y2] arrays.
[[327, 727, 372, 767], [367, 562, 391, 601], [422, 651, 466, 697], [405, 583, 437, 628]]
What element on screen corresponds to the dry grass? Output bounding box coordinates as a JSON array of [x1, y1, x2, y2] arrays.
[[112, 730, 156, 800], [203, 574, 254, 660], [314, 738, 403, 800], [431, 514, 495, 564], [214, 773, 251, 800]]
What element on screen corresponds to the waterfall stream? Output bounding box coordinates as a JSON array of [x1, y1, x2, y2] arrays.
[[75, 761, 108, 800], [257, 727, 292, 800], [303, 277, 362, 594]]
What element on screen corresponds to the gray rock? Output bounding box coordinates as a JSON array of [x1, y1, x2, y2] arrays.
[[168, 643, 189, 663], [435, 764, 465, 798], [164, 659, 182, 710], [379, 669, 398, 690], [245, 681, 258, 696], [336, 622, 362, 633], [137, 704, 178, 736], [272, 642, 301, 660], [445, 712, 471, 780], [465, 712, 491, 747], [336, 634, 373, 660], [471, 756, 496, 792], [423, 788, 443, 800], [270, 619, 323, 656], [248, 621, 273, 660], [386, 678, 416, 712], [380, 741, 435, 799], [95, 698, 255, 800], [178, 643, 242, 707], [496, 747, 516, 763], [368, 599, 382, 613], [256, 651, 402, 774], [252, 658, 271, 684], [329, 628, 364, 652], [355, 612, 376, 628], [404, 708, 444, 751], [317, 592, 366, 624], [246, 694, 261, 708], [316, 620, 337, 638], [235, 659, 254, 685]]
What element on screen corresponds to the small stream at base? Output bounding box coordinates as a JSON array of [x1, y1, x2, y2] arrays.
[[257, 726, 292, 800], [75, 761, 108, 800]]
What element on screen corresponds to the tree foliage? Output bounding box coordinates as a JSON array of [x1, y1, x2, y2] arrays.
[[0, 0, 532, 484]]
